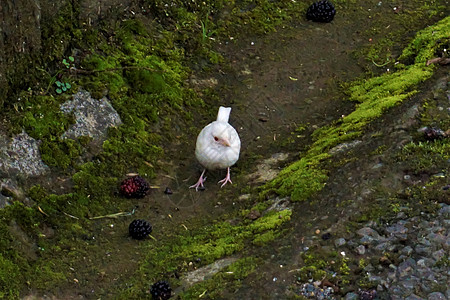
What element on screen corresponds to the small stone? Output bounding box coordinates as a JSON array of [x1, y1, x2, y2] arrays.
[[344, 292, 358, 300], [357, 227, 382, 239], [397, 258, 416, 278], [238, 194, 251, 201], [334, 238, 346, 247], [321, 232, 332, 240], [356, 245, 366, 255], [386, 223, 408, 235], [375, 241, 391, 251], [247, 210, 261, 220], [401, 246, 413, 256], [379, 256, 391, 266], [427, 292, 446, 300], [405, 294, 425, 300]]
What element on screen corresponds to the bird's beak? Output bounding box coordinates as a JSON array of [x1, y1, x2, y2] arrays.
[[219, 138, 231, 147]]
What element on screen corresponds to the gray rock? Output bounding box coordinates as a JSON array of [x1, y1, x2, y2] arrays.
[[427, 292, 446, 300], [0, 131, 49, 177], [356, 245, 366, 255], [387, 223, 409, 235], [329, 140, 362, 155], [417, 258, 434, 268], [368, 275, 382, 284], [405, 294, 425, 300], [438, 205, 450, 217], [401, 245, 414, 256], [397, 258, 416, 278], [400, 277, 417, 290], [415, 245, 431, 255], [375, 241, 391, 251], [426, 233, 446, 246], [334, 238, 346, 247], [60, 90, 122, 141], [344, 292, 358, 300], [357, 227, 382, 239]]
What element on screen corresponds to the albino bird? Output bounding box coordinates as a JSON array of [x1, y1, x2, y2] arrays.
[[190, 106, 241, 191]]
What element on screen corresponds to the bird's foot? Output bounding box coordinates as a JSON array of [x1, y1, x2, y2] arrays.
[[218, 167, 232, 188], [190, 170, 206, 191]]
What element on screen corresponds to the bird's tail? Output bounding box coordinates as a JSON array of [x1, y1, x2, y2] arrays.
[[217, 106, 232, 123]]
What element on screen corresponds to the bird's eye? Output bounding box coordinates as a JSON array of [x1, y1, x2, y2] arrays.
[[214, 136, 219, 141]]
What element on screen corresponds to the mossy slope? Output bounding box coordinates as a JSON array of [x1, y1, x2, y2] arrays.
[[262, 16, 449, 202]]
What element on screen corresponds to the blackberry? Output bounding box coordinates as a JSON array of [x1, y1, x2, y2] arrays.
[[423, 127, 446, 141], [120, 176, 150, 198], [129, 219, 152, 240], [306, 0, 336, 23], [150, 280, 172, 300]]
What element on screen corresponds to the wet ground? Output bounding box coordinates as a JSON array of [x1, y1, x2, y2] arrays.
[[23, 1, 449, 299]]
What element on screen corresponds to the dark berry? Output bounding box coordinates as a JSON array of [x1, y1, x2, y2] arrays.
[[120, 176, 150, 198], [321, 232, 332, 240], [129, 219, 152, 240], [306, 0, 336, 23], [423, 127, 446, 141], [150, 280, 172, 300], [164, 187, 173, 195]]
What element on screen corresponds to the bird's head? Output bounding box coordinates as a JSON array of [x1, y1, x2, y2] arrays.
[[211, 123, 231, 147]]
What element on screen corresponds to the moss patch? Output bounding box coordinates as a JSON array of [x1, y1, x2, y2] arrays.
[[261, 16, 449, 202], [117, 208, 291, 297]]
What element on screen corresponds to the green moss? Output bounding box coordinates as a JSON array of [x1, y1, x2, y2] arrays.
[[117, 209, 291, 297], [399, 16, 450, 64], [179, 257, 260, 299], [261, 15, 448, 202], [399, 140, 449, 173], [0, 253, 21, 299]]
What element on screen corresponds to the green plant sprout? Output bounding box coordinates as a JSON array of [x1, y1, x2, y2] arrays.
[[55, 81, 72, 94], [62, 56, 75, 68], [201, 17, 216, 43]]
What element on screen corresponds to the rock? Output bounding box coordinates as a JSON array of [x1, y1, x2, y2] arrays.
[[334, 238, 346, 247], [60, 90, 122, 142], [0, 131, 49, 177], [180, 257, 237, 288], [386, 223, 409, 235], [344, 292, 358, 300], [397, 258, 416, 279], [246, 153, 289, 183], [415, 245, 431, 255], [356, 245, 366, 255], [417, 258, 434, 268], [431, 249, 445, 261], [401, 245, 414, 256], [405, 294, 425, 300], [247, 210, 261, 220], [357, 227, 382, 239], [427, 292, 446, 300], [329, 140, 362, 155]]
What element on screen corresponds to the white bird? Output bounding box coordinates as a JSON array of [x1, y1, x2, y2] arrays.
[[190, 106, 241, 191]]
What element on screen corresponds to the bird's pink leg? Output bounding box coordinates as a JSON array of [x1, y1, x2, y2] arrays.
[[190, 169, 206, 191], [218, 167, 232, 187]]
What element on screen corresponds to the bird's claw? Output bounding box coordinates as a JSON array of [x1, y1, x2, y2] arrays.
[[190, 171, 207, 191], [218, 167, 232, 188], [218, 177, 232, 187]]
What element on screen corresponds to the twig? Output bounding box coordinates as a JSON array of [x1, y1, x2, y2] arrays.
[[372, 58, 390, 67], [89, 207, 137, 220]]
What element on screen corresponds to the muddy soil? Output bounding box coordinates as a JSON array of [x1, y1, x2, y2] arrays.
[[21, 1, 448, 299]]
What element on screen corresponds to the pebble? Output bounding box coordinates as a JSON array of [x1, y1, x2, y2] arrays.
[[334, 238, 346, 247], [301, 200, 449, 300], [346, 203, 449, 299], [427, 292, 446, 300], [356, 245, 366, 255]]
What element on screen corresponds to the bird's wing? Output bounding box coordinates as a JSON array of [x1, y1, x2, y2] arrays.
[[217, 106, 232, 123]]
